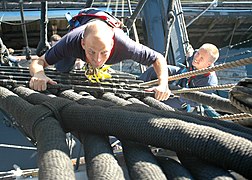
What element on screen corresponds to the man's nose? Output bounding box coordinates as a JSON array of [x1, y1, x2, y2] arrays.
[[95, 53, 102, 62]]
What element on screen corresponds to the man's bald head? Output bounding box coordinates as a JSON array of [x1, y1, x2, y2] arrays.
[[81, 19, 115, 68], [83, 19, 114, 41]]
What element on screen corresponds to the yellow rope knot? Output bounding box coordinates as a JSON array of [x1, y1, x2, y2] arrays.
[[83, 64, 112, 83]]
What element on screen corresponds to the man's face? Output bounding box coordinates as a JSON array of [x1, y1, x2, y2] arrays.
[[192, 48, 212, 70], [81, 35, 114, 69]]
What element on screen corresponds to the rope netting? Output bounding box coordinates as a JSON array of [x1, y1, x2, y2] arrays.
[[0, 49, 251, 180]]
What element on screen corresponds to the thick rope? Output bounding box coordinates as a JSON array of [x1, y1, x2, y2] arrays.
[[156, 157, 194, 180], [37, 88, 252, 179], [35, 117, 75, 180], [142, 96, 175, 111], [79, 134, 125, 180], [122, 96, 252, 139], [68, 91, 167, 179], [229, 78, 252, 114], [177, 153, 235, 180], [179, 91, 241, 114], [100, 93, 168, 179], [116, 93, 148, 106], [0, 79, 154, 98], [140, 55, 252, 86], [38, 91, 252, 180], [59, 88, 252, 140], [4, 86, 252, 179], [230, 93, 252, 114], [216, 113, 252, 121], [60, 91, 127, 179], [172, 84, 235, 94], [0, 86, 75, 180], [59, 91, 127, 179], [233, 118, 252, 127], [60, 104, 252, 179], [121, 140, 167, 180]]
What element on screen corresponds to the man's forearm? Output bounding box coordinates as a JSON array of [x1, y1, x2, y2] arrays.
[[29, 55, 56, 91], [153, 54, 168, 86], [29, 55, 47, 76]]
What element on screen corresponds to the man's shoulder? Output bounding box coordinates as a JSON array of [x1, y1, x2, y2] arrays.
[[114, 28, 128, 40], [56, 25, 84, 47], [113, 28, 135, 49], [67, 25, 86, 37]]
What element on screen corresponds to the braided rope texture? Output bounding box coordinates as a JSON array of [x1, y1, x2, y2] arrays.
[[229, 78, 252, 114], [1, 84, 252, 179]]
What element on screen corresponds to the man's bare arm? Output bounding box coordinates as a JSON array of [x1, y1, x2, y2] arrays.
[[29, 55, 57, 91], [148, 53, 171, 101]]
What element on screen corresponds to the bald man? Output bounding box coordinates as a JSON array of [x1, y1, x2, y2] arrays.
[[29, 19, 170, 101], [139, 43, 219, 109]]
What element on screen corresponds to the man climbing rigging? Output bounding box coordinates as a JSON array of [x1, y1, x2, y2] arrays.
[[29, 8, 170, 101], [139, 43, 219, 110]]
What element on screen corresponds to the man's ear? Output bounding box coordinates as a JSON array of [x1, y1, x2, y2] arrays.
[[207, 61, 213, 67], [110, 38, 114, 48], [81, 39, 85, 49]]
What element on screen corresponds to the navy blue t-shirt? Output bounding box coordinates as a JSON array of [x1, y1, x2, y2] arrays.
[[45, 24, 159, 71]]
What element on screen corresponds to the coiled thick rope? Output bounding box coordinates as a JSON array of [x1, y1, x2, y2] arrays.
[[60, 88, 252, 140], [79, 134, 125, 180], [15, 87, 125, 179], [179, 91, 241, 114], [229, 78, 252, 114], [106, 93, 235, 179], [0, 87, 75, 180], [156, 156, 194, 180], [62, 91, 168, 179], [121, 140, 167, 180], [177, 153, 235, 180], [216, 113, 252, 121], [2, 86, 252, 179], [172, 84, 235, 94]]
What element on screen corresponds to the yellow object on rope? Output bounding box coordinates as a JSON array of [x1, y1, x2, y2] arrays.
[[83, 64, 112, 83]]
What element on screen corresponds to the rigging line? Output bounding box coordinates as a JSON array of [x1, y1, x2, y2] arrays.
[[164, 0, 175, 61], [0, 168, 39, 179], [126, 0, 139, 43], [106, 0, 112, 12], [215, 113, 252, 121], [121, 0, 124, 17], [124, 0, 147, 30], [0, 168, 38, 174], [225, 19, 240, 62], [0, 174, 17, 179], [171, 84, 235, 94], [19, 0, 31, 60], [0, 143, 37, 150], [126, 0, 144, 73], [115, 0, 119, 17], [85, 0, 94, 8], [238, 25, 252, 42], [0, 79, 154, 97], [186, 0, 218, 28], [0, 19, 40, 26], [218, 48, 252, 61], [139, 55, 252, 86]]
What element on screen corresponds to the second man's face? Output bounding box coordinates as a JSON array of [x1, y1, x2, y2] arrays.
[[192, 48, 212, 70]]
